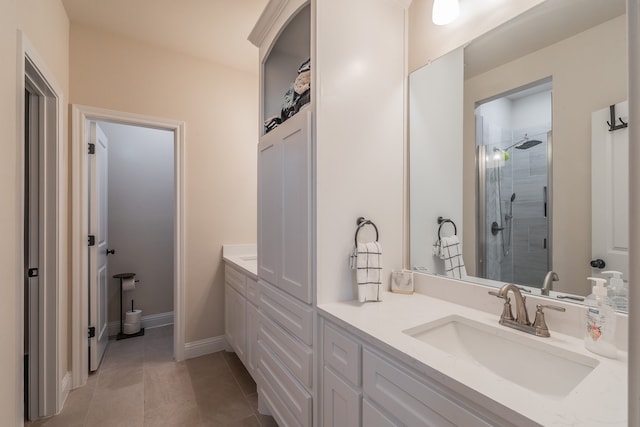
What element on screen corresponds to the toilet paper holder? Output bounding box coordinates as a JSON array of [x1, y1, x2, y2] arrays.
[[113, 273, 144, 340]]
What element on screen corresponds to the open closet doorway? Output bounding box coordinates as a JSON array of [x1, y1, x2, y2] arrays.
[[71, 106, 186, 388], [21, 33, 65, 421]]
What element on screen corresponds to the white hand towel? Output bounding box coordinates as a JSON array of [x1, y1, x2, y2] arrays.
[[440, 236, 467, 279], [356, 242, 382, 285], [355, 242, 382, 302]]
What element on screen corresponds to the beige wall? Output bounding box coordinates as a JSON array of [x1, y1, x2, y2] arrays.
[[0, 0, 69, 422], [69, 24, 258, 343], [408, 0, 544, 72], [0, 0, 20, 420], [463, 15, 627, 295]]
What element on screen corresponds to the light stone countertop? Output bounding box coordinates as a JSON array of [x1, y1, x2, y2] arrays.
[[222, 244, 257, 279], [318, 291, 627, 427]]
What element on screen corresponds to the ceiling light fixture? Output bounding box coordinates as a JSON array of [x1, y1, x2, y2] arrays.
[[432, 0, 460, 26]]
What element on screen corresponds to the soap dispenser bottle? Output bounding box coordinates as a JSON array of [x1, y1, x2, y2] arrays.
[[602, 270, 628, 312], [584, 277, 617, 358]]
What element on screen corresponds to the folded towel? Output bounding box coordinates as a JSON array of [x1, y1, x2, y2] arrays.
[[356, 241, 382, 285], [264, 115, 282, 133], [432, 239, 443, 259], [297, 58, 311, 73], [440, 236, 466, 279], [294, 70, 310, 95]]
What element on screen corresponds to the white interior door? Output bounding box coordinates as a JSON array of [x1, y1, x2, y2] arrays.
[[591, 102, 629, 278], [89, 122, 109, 371]]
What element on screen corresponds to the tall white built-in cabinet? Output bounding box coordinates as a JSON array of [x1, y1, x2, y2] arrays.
[[247, 0, 409, 426]]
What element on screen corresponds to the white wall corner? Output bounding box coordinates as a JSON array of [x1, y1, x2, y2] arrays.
[[183, 335, 229, 360], [58, 371, 72, 413]]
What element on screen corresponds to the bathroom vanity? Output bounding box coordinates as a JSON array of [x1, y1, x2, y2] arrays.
[[318, 290, 627, 426], [223, 245, 259, 378], [225, 246, 628, 426], [231, 0, 632, 426]]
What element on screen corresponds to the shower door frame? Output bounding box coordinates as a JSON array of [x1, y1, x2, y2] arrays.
[[476, 144, 487, 278]]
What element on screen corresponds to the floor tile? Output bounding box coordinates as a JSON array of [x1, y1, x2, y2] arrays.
[[24, 325, 277, 427]]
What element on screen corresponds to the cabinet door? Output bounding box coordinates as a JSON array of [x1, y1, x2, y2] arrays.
[[258, 132, 282, 287], [363, 350, 493, 427], [258, 111, 312, 304], [362, 399, 397, 427], [225, 284, 246, 363], [280, 110, 312, 303], [224, 284, 234, 348], [246, 302, 259, 379], [323, 367, 361, 427]]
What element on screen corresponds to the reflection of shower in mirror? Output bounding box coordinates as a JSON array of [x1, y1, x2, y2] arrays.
[[476, 80, 552, 287]]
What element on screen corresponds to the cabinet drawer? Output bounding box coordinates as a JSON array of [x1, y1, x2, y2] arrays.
[[259, 311, 313, 388], [363, 349, 493, 427], [259, 340, 312, 427], [246, 277, 259, 305], [259, 280, 313, 345], [323, 323, 361, 386], [322, 367, 361, 427], [225, 265, 246, 296], [258, 369, 301, 427], [362, 399, 397, 427]]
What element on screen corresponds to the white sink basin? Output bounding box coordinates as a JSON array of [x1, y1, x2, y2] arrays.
[[403, 315, 599, 397]]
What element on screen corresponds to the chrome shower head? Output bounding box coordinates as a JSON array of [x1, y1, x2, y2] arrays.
[[515, 138, 543, 150]]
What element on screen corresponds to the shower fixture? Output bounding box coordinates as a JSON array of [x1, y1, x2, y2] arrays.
[[493, 134, 544, 161], [509, 134, 544, 150]]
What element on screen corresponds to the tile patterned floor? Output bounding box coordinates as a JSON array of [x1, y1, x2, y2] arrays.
[[27, 326, 277, 427]]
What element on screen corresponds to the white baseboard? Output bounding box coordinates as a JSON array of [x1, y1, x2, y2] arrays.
[[108, 311, 174, 337], [183, 335, 228, 360]]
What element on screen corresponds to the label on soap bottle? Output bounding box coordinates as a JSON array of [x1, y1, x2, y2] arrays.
[[586, 307, 605, 342]]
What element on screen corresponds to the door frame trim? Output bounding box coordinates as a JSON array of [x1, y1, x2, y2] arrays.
[[71, 105, 186, 388], [17, 30, 65, 418]]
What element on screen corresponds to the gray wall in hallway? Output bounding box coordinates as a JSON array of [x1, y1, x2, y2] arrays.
[[101, 121, 175, 324]]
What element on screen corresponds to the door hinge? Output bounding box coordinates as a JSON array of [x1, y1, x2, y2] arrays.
[[88, 143, 95, 154], [88, 235, 95, 246], [27, 268, 39, 278], [88, 326, 96, 338]]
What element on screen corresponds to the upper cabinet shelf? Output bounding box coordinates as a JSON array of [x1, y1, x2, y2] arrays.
[[249, 1, 311, 135]]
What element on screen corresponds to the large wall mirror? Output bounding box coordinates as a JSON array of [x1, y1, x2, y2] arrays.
[[409, 0, 628, 311]]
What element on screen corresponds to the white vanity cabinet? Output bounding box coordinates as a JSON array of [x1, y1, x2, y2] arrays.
[[225, 266, 247, 364], [322, 322, 362, 427], [250, 0, 409, 424], [245, 278, 260, 376], [224, 263, 260, 380], [256, 280, 314, 426], [257, 109, 312, 304], [320, 317, 530, 427]]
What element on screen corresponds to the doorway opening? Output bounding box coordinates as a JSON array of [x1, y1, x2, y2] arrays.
[[90, 120, 176, 370], [71, 106, 186, 388], [21, 35, 65, 421]]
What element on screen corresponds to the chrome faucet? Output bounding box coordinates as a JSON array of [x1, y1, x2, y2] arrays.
[[541, 271, 559, 296], [489, 283, 565, 337], [490, 283, 530, 325]]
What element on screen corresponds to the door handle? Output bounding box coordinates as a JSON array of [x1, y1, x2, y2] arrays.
[[106, 249, 115, 256], [590, 258, 606, 269]]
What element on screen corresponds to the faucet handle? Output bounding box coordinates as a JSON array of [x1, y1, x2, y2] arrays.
[[538, 304, 566, 312], [488, 291, 515, 321], [488, 291, 502, 298], [532, 304, 566, 337]]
